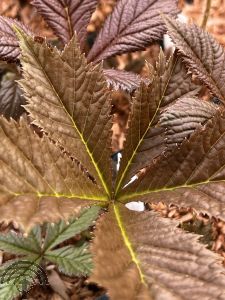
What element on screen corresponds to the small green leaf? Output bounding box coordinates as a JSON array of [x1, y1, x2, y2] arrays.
[[0, 257, 42, 300], [0, 281, 18, 300], [0, 226, 41, 256], [28, 225, 42, 251], [45, 243, 92, 276], [43, 206, 100, 251]]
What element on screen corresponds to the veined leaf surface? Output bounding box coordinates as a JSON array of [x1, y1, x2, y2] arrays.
[[91, 204, 225, 300], [43, 206, 100, 251], [103, 69, 146, 93], [165, 16, 225, 102], [160, 97, 219, 149], [0, 226, 41, 256], [119, 111, 225, 221], [0, 257, 42, 300], [45, 243, 92, 276], [0, 16, 32, 61], [32, 0, 97, 51], [17, 31, 112, 196], [0, 78, 25, 120], [0, 117, 106, 231], [87, 0, 179, 63], [115, 52, 200, 194]]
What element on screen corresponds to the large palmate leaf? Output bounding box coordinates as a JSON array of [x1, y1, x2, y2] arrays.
[[165, 16, 225, 102], [103, 69, 145, 93], [0, 117, 106, 231], [160, 97, 219, 149], [0, 16, 32, 61], [45, 243, 92, 276], [87, 0, 179, 63], [91, 205, 225, 300], [115, 52, 200, 194], [17, 31, 112, 196], [119, 110, 225, 221], [0, 78, 25, 120], [32, 0, 97, 51]]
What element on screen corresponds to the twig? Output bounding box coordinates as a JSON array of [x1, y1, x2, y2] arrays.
[[201, 0, 212, 29], [1, 4, 15, 16]]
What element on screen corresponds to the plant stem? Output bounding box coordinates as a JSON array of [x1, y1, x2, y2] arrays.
[[201, 0, 212, 29]]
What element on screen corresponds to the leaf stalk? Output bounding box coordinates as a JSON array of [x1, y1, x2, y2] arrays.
[[201, 0, 212, 29]]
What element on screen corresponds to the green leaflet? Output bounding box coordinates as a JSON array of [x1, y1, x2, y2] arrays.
[[0, 257, 42, 300], [43, 206, 100, 251], [0, 226, 41, 256], [45, 243, 92, 276], [0, 207, 100, 300], [0, 207, 99, 258]]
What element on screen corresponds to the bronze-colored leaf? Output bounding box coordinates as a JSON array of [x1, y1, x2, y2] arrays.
[[0, 117, 106, 231], [115, 51, 200, 194], [0, 16, 32, 61], [103, 69, 147, 93], [91, 204, 225, 300], [165, 16, 225, 102], [17, 31, 112, 196], [87, 0, 179, 63], [119, 110, 225, 221], [160, 97, 219, 149], [0, 78, 26, 120], [32, 0, 97, 51]]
